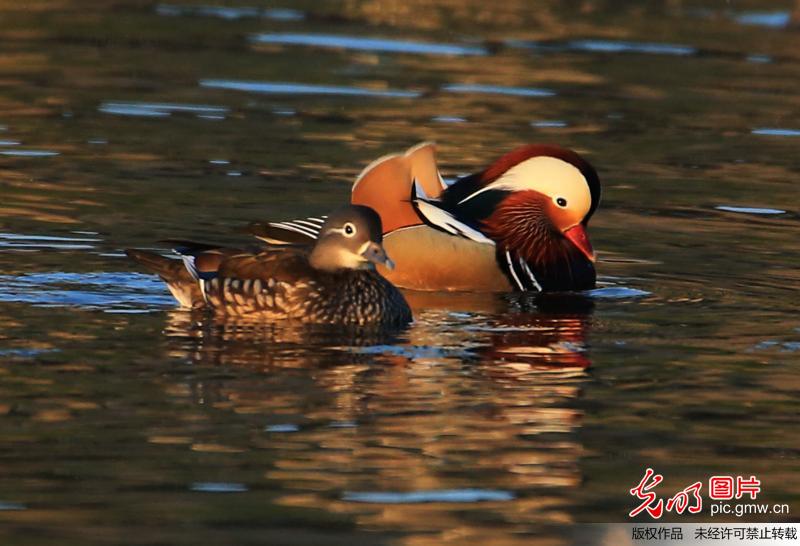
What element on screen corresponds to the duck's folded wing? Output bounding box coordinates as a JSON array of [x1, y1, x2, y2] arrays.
[[198, 248, 315, 314], [215, 247, 312, 282]]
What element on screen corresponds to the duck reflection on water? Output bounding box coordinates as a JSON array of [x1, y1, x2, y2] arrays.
[[162, 290, 593, 371], [155, 292, 594, 529]]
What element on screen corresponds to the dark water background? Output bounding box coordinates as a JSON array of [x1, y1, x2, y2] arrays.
[[1, 1, 799, 544]]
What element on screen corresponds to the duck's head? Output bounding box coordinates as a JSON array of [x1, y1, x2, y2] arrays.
[[451, 145, 599, 261], [309, 205, 395, 272], [442, 144, 600, 290]]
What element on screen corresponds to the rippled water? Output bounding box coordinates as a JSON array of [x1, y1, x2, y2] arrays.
[[1, 1, 799, 545]]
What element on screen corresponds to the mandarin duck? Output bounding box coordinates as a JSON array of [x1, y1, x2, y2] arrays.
[[250, 142, 601, 293], [127, 206, 412, 327]]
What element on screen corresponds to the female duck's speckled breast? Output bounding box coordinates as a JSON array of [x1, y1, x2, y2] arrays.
[[312, 270, 412, 327]]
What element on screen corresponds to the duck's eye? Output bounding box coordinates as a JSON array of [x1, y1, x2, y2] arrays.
[[556, 197, 568, 207], [343, 223, 356, 237]]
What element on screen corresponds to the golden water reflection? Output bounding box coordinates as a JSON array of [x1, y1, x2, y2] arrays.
[[158, 301, 592, 538]]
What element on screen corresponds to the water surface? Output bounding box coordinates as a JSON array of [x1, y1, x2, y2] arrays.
[[0, 1, 799, 545]]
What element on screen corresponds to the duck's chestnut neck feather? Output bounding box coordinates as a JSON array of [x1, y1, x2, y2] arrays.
[[480, 191, 596, 291]]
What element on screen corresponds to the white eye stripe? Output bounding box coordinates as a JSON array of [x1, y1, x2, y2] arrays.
[[326, 223, 358, 237]]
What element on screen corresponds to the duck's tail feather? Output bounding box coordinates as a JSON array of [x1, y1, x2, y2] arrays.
[[125, 248, 204, 308]]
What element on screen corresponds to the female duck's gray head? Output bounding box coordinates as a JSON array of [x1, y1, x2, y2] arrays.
[[309, 205, 395, 272]]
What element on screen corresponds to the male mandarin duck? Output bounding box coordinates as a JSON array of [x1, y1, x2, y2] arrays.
[[127, 206, 412, 327], [250, 142, 601, 292]]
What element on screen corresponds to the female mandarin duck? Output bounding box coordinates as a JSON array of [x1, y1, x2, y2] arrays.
[[127, 206, 412, 327], [250, 142, 601, 293]]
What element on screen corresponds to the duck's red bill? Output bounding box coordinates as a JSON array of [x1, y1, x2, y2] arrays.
[[564, 224, 596, 263]]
